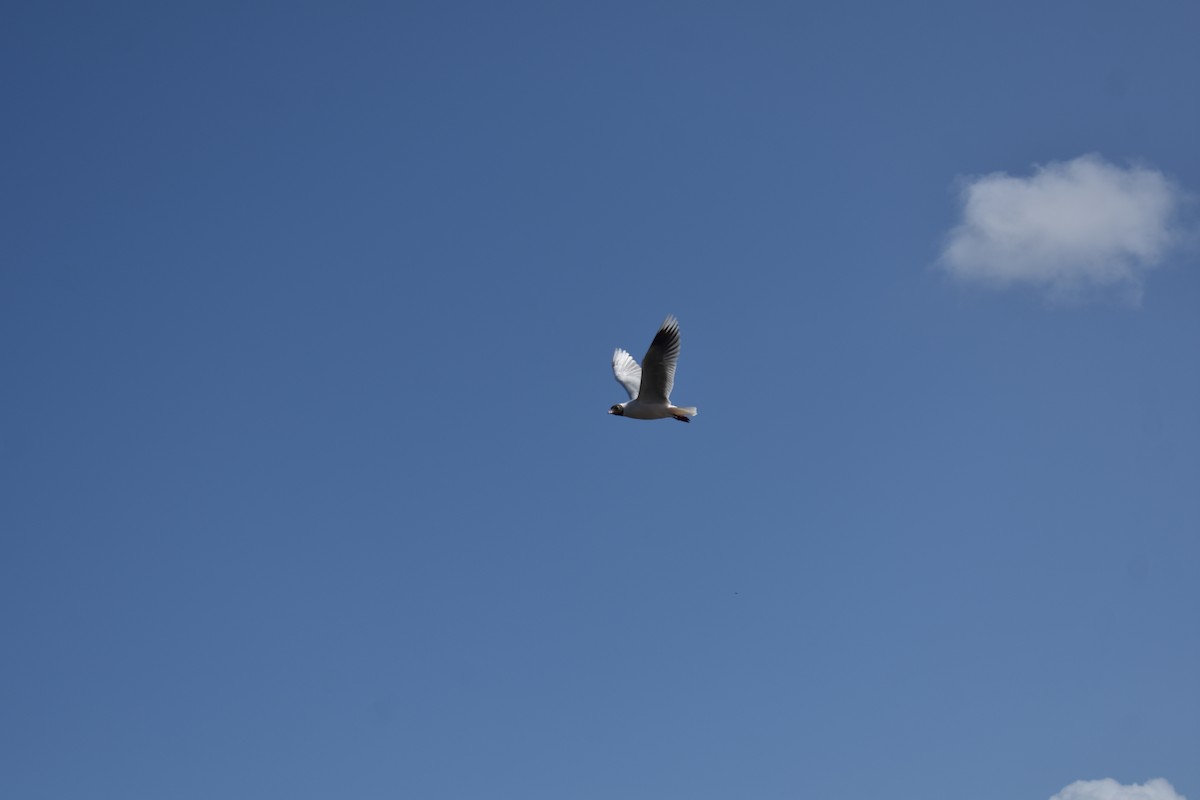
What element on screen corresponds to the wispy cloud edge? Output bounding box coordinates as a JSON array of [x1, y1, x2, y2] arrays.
[[1051, 777, 1186, 800]]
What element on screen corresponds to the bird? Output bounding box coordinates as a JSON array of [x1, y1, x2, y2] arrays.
[[609, 315, 698, 423]]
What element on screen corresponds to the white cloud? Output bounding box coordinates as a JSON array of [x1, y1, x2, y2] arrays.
[[1051, 778, 1186, 800], [939, 154, 1186, 302]]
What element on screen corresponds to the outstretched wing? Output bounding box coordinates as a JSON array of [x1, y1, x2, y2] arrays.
[[612, 348, 642, 400], [638, 315, 681, 404]]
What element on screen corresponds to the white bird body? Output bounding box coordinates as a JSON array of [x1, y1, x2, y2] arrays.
[[609, 315, 698, 423], [615, 396, 686, 420]]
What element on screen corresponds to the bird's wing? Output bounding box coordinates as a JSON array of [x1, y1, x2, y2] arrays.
[[637, 315, 681, 404], [612, 348, 642, 400]]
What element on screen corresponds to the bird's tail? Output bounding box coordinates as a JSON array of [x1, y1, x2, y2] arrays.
[[670, 406, 698, 418]]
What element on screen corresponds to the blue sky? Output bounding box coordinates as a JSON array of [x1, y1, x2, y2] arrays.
[[2, 3, 1198, 798]]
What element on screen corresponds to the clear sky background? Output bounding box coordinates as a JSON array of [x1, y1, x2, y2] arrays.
[[3, 3, 1198, 799]]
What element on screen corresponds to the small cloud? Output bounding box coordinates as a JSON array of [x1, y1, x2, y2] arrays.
[[938, 154, 1187, 302], [1051, 778, 1187, 800]]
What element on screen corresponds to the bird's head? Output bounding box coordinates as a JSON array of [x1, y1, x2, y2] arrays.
[[608, 404, 625, 416]]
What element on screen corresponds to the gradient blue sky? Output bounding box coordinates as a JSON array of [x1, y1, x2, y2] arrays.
[[3, 3, 1199, 798]]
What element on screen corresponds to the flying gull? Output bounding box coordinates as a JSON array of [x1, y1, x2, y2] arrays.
[[609, 315, 698, 423]]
